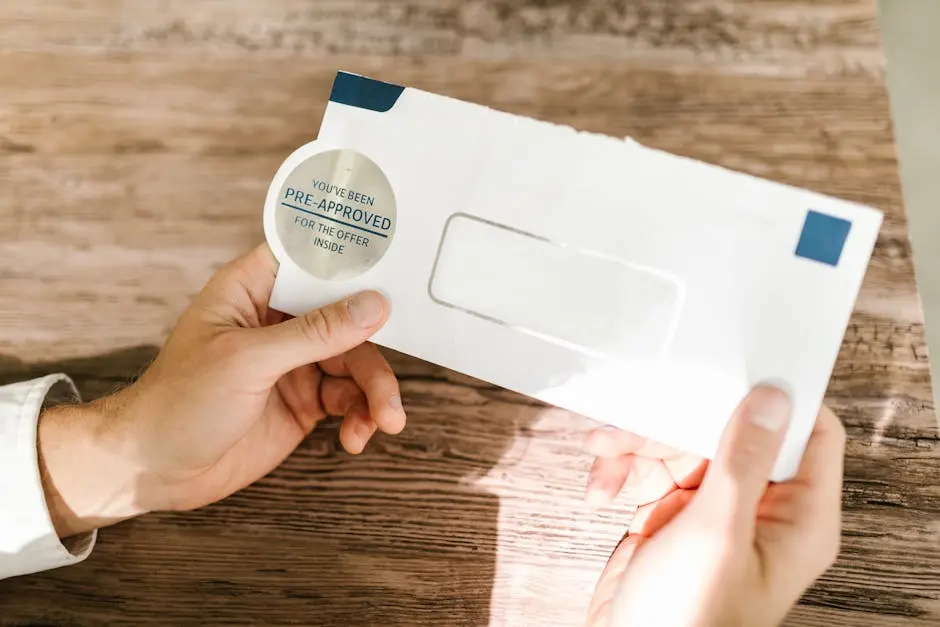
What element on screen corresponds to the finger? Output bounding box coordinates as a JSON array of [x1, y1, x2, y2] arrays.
[[621, 457, 679, 507], [339, 405, 378, 455], [318, 353, 351, 378], [629, 488, 696, 537], [585, 455, 633, 508], [697, 385, 792, 525], [792, 405, 846, 498], [245, 291, 389, 379], [274, 364, 326, 434], [320, 376, 366, 417], [318, 344, 391, 378], [664, 455, 708, 489], [585, 427, 646, 458], [756, 406, 846, 525], [586, 534, 643, 627], [783, 405, 845, 564], [585, 426, 685, 460], [263, 307, 287, 328], [586, 455, 678, 508], [343, 343, 406, 435], [586, 490, 698, 625], [205, 243, 279, 311]]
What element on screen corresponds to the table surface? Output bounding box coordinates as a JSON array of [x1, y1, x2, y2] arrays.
[[1, 1, 938, 625]]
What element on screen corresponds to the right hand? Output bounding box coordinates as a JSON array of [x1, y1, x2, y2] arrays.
[[584, 386, 846, 627]]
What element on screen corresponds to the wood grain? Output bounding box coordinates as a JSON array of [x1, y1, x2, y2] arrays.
[[1, 0, 883, 74], [1, 1, 938, 625]]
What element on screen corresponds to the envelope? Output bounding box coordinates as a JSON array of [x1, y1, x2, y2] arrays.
[[263, 71, 882, 481]]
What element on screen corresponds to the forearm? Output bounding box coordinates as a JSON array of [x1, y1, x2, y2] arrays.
[[37, 395, 149, 539]]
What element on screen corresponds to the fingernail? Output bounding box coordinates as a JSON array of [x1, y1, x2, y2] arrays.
[[748, 386, 792, 432], [389, 395, 404, 413], [349, 422, 373, 454], [585, 475, 613, 508], [347, 291, 386, 328], [585, 484, 613, 508], [354, 420, 372, 441]]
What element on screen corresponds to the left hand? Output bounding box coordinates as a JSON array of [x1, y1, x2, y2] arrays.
[[39, 244, 406, 536]]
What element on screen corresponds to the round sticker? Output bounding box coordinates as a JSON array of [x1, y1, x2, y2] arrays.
[[274, 149, 396, 281]]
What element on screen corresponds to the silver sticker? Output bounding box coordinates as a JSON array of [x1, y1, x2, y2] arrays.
[[275, 149, 396, 281]]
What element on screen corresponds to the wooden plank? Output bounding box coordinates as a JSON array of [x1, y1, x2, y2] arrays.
[[0, 150, 921, 357], [0, 0, 884, 75], [1, 0, 938, 625], [0, 344, 937, 625], [0, 52, 921, 360], [0, 52, 899, 168]]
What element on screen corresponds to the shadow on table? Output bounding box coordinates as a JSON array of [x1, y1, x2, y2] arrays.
[[0, 346, 543, 626]]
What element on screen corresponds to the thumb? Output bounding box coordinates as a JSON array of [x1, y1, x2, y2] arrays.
[[696, 385, 792, 525], [246, 291, 389, 378]]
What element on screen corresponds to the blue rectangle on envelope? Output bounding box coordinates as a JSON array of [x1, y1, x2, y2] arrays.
[[795, 210, 852, 267]]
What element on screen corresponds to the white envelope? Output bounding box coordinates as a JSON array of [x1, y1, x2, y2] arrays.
[[264, 72, 882, 481]]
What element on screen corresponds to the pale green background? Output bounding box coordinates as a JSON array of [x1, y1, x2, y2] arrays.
[[879, 0, 940, 405]]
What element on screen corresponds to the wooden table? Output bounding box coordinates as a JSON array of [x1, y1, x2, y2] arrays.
[[1, 1, 938, 625]]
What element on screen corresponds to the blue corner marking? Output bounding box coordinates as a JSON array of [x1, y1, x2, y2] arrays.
[[329, 72, 405, 113], [795, 210, 852, 267]]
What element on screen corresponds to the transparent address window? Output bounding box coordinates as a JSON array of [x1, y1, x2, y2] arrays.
[[428, 213, 684, 364]]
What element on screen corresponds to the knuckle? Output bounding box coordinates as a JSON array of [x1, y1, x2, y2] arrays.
[[340, 388, 364, 415], [206, 258, 242, 291], [692, 476, 741, 531], [206, 331, 243, 362], [202, 331, 254, 373], [365, 364, 396, 390], [326, 380, 358, 415], [300, 308, 338, 346], [685, 514, 738, 561]]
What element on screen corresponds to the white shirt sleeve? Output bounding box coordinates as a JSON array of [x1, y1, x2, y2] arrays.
[[0, 374, 96, 579]]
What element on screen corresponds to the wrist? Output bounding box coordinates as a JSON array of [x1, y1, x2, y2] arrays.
[[38, 393, 152, 539]]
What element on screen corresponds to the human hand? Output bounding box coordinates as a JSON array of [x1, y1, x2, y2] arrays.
[[38, 244, 406, 537], [583, 387, 845, 627]]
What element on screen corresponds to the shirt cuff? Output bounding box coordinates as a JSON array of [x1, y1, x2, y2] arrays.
[[0, 374, 97, 579]]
